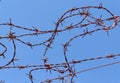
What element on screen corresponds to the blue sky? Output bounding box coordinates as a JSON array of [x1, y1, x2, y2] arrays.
[[0, 0, 120, 83]]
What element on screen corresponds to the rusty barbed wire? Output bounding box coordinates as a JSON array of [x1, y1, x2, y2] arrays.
[[0, 4, 120, 83]]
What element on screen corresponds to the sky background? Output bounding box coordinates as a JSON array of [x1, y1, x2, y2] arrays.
[[0, 0, 120, 83]]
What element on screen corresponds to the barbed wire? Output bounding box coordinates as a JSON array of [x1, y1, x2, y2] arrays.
[[0, 4, 120, 83]]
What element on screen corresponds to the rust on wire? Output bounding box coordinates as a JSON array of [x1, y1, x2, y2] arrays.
[[0, 4, 120, 83]]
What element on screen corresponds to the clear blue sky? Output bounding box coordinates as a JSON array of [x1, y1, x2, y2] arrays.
[[0, 0, 120, 83]]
